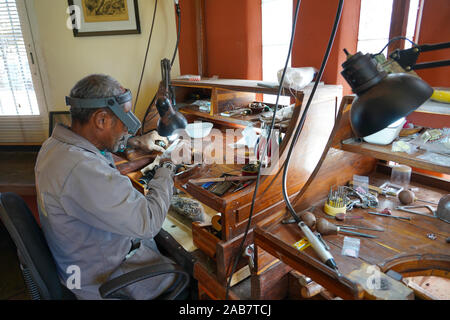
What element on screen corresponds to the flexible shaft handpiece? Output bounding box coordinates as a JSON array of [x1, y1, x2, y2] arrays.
[[298, 221, 339, 271]]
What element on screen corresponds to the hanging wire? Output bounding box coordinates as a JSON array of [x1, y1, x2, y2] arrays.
[[133, 0, 158, 114], [224, 0, 303, 300]]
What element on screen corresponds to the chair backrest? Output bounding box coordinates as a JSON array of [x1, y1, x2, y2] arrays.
[[0, 192, 75, 300]]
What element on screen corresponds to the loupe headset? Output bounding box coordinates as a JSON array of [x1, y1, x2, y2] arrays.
[[65, 89, 141, 135]]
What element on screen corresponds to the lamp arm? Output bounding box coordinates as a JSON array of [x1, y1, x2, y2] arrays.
[[413, 60, 450, 70], [390, 41, 450, 71], [417, 42, 450, 52]]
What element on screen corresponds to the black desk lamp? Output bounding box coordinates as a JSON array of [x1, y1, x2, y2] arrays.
[[341, 41, 450, 137], [341, 50, 434, 137], [155, 58, 187, 137]]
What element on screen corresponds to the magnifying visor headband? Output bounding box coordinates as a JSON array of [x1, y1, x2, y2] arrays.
[[65, 89, 141, 135]]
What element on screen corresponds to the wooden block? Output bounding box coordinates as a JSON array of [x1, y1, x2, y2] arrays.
[[347, 263, 414, 300]]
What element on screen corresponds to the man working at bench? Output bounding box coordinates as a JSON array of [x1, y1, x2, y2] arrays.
[[35, 74, 179, 299]]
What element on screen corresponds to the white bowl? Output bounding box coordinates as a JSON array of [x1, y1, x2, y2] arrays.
[[363, 117, 406, 145], [185, 122, 213, 139]]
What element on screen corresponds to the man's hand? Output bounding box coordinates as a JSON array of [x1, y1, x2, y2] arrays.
[[127, 130, 169, 153]]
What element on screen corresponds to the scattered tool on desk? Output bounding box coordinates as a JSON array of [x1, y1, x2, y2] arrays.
[[367, 211, 411, 221], [298, 221, 340, 272], [335, 224, 384, 232], [324, 186, 347, 217], [398, 190, 438, 205], [232, 179, 255, 192], [317, 218, 378, 238], [209, 180, 234, 196], [282, 208, 317, 227], [395, 205, 436, 218], [427, 233, 437, 240], [379, 182, 404, 197], [191, 175, 258, 184], [348, 180, 398, 197], [335, 213, 364, 221], [396, 194, 450, 224]]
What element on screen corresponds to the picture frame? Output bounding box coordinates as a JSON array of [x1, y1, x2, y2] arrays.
[[48, 111, 72, 136], [67, 0, 141, 37]]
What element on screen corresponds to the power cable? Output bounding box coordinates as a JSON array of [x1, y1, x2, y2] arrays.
[[133, 0, 158, 114], [374, 36, 417, 57], [282, 0, 344, 223], [140, 2, 181, 135], [225, 0, 302, 300]]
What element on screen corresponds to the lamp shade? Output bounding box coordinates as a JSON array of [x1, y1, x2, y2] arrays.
[[341, 52, 433, 137], [156, 97, 188, 137]]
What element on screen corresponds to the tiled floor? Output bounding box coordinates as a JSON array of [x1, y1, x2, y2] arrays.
[[0, 222, 29, 300]]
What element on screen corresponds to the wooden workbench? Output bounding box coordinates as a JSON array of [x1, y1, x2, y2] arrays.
[[254, 170, 450, 300]]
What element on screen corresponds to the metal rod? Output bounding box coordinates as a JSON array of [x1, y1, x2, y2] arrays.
[[337, 228, 378, 239], [416, 199, 438, 205], [336, 224, 384, 232], [368, 211, 411, 221]]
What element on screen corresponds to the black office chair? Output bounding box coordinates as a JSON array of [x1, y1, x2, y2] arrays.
[[0, 192, 190, 300]]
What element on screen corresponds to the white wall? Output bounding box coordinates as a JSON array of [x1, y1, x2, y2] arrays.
[[31, 0, 180, 120]]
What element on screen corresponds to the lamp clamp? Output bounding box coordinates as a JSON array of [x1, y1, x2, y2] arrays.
[[389, 41, 450, 71]]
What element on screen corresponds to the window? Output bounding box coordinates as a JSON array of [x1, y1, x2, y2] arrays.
[[0, 0, 48, 143], [357, 0, 421, 56], [261, 0, 292, 105]]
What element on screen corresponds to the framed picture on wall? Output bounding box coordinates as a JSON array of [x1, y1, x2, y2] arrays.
[[67, 0, 141, 37]]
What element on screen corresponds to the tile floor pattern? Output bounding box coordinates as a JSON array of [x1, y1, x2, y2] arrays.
[[0, 222, 30, 300]]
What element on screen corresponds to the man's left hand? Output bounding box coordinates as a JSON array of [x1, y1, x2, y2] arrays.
[[127, 130, 169, 153]]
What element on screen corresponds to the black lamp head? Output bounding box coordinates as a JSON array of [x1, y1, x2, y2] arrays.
[[155, 96, 188, 137], [341, 51, 433, 137]]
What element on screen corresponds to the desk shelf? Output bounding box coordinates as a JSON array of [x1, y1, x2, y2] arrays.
[[341, 139, 450, 175]]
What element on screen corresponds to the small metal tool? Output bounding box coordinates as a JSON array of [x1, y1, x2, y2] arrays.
[[336, 224, 384, 232], [379, 182, 404, 197], [317, 218, 378, 239], [232, 180, 255, 192], [368, 211, 411, 221], [395, 205, 437, 218], [338, 229, 378, 238]]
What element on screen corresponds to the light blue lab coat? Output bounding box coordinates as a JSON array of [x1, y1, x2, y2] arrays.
[[35, 124, 175, 299]]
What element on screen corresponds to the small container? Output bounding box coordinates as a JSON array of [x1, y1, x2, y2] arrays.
[[390, 165, 412, 188]]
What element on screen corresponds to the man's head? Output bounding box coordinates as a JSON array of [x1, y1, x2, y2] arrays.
[[67, 74, 138, 152]]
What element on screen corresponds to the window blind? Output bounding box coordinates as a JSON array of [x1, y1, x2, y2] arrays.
[[0, 0, 47, 143]]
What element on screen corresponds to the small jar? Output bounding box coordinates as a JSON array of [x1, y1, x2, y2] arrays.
[[391, 165, 412, 188]]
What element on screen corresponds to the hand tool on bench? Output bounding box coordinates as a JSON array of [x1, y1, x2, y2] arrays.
[[335, 224, 384, 232], [317, 218, 378, 238], [190, 175, 258, 184], [367, 211, 411, 221], [282, 210, 316, 229], [395, 205, 436, 218], [398, 190, 438, 205], [298, 221, 340, 272]]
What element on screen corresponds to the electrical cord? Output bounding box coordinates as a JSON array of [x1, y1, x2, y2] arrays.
[[374, 36, 417, 57], [140, 2, 181, 135], [133, 0, 158, 114], [224, 0, 302, 300], [282, 0, 344, 224]]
